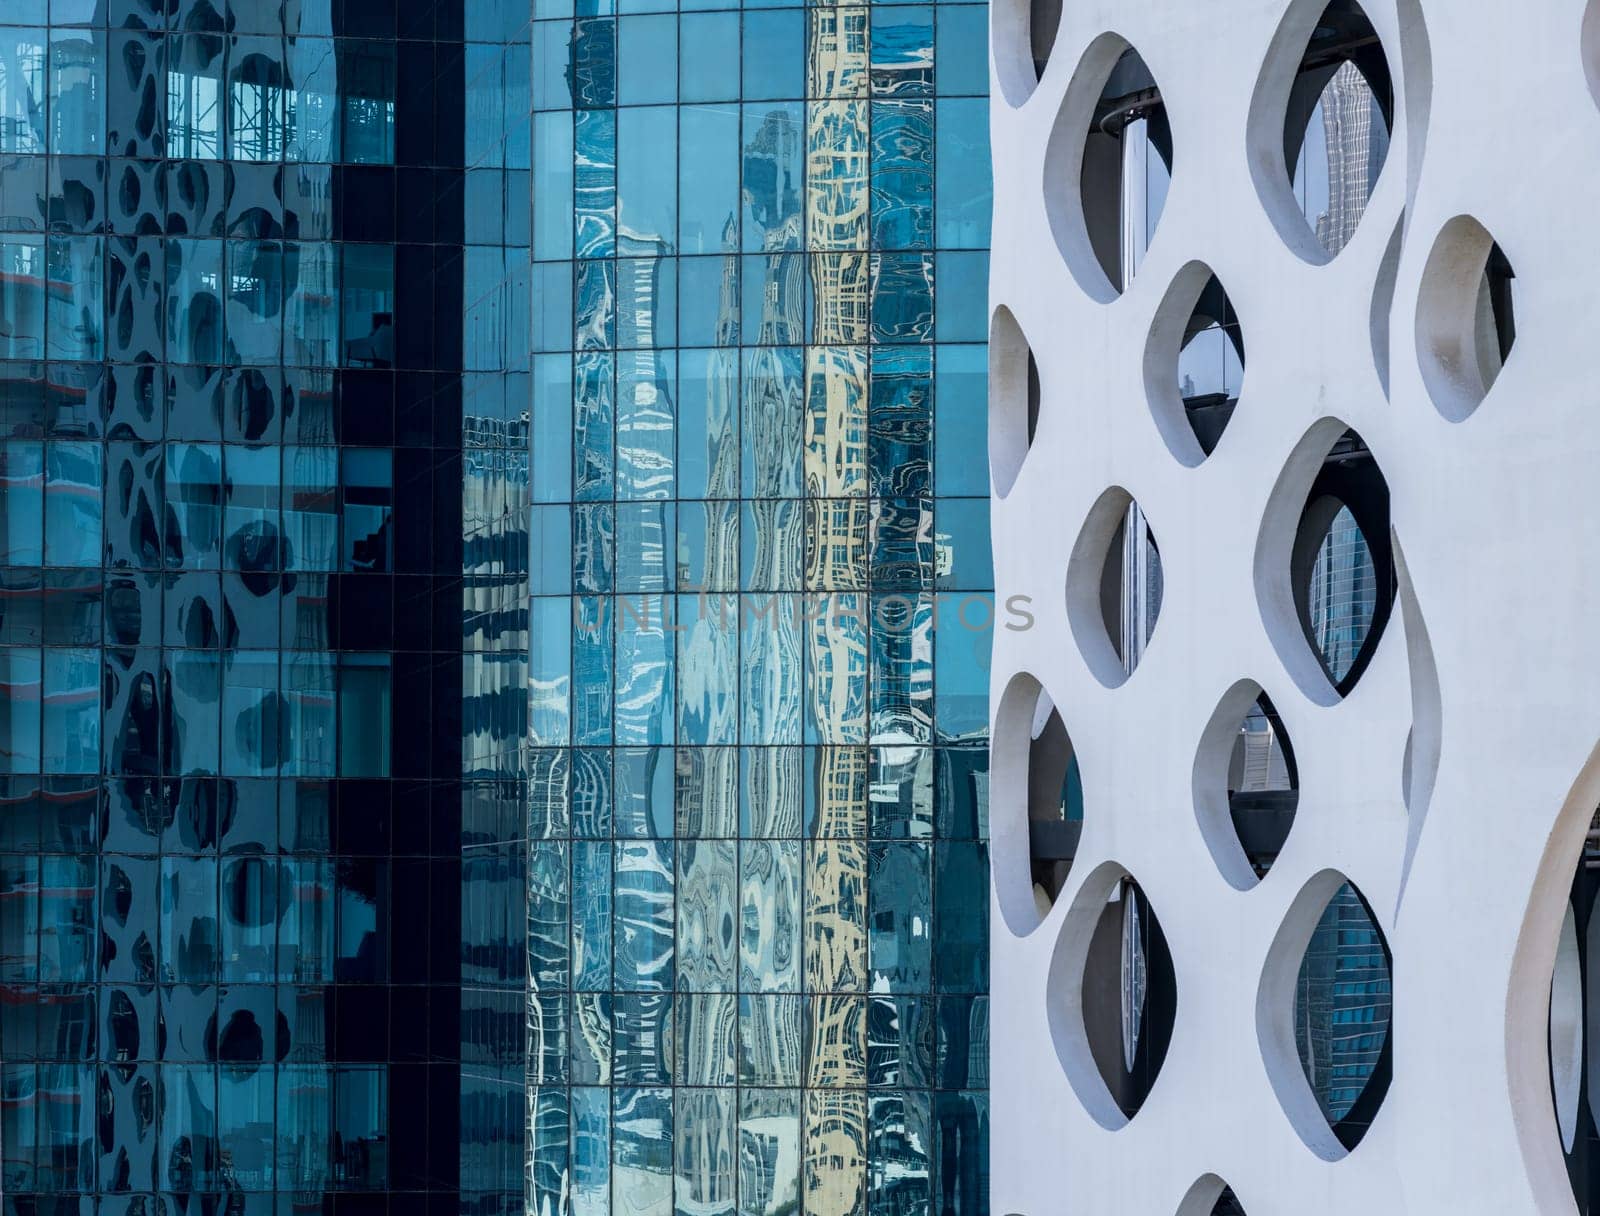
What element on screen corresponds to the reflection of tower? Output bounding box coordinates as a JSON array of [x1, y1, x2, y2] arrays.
[[1315, 61, 1388, 257], [804, 1089, 868, 1216], [804, 6, 870, 595], [1112, 118, 1164, 1069], [1232, 705, 1292, 793], [707, 214, 742, 491], [743, 110, 804, 246], [1118, 119, 1161, 675], [1119, 516, 1162, 675], [743, 107, 807, 502], [1119, 886, 1146, 1074], [815, 744, 869, 839], [288, 864, 331, 1209], [737, 1092, 800, 1216], [1295, 885, 1390, 1123], [616, 226, 675, 500], [806, 596, 869, 753], [1308, 507, 1375, 685]]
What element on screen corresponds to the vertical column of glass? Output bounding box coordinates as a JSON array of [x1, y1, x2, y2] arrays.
[[801, 8, 870, 1216], [1117, 116, 1157, 675], [528, 0, 619, 1213], [459, 3, 537, 1215], [522, 0, 992, 1210], [868, 0, 992, 1211], [0, 0, 424, 1210]]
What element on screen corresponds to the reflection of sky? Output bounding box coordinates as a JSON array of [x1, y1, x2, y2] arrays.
[[933, 593, 991, 744], [1178, 321, 1245, 402], [1294, 102, 1333, 229], [1145, 132, 1171, 249], [1292, 63, 1389, 255]]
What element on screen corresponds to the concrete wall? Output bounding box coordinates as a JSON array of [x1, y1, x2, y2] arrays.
[[987, 0, 1600, 1210]]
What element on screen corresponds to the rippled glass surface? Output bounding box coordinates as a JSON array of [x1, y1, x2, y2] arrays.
[[1307, 504, 1377, 686], [523, 0, 991, 1211], [1, 0, 489, 1211], [1294, 882, 1392, 1127], [2, 0, 991, 1211], [1292, 59, 1390, 259]]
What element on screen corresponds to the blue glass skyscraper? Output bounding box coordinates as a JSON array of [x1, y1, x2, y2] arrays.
[[0, 1, 991, 1212]]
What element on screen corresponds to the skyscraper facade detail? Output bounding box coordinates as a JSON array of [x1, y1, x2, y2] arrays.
[[991, 0, 1600, 1211], [0, 0, 514, 1211], [0, 1, 991, 1211], [519, 0, 994, 1213]]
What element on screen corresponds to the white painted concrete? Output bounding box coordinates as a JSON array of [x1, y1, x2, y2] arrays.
[[988, 0, 1600, 1210]]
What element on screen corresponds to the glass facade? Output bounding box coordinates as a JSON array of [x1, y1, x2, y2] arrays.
[[507, 0, 994, 1215], [0, 0, 491, 1210], [0, 2, 989, 1216]]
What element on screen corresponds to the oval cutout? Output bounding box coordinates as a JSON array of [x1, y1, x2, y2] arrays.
[[1147, 263, 1245, 465], [991, 305, 1042, 499], [1029, 693, 1084, 917], [1551, 898, 1582, 1155], [1067, 487, 1163, 688], [1093, 876, 1176, 1121], [1045, 37, 1172, 301], [1416, 216, 1519, 422], [1210, 1189, 1247, 1216], [1049, 863, 1176, 1128], [1195, 681, 1298, 890], [1259, 871, 1393, 1159], [993, 0, 1064, 106], [992, 672, 1083, 936], [1175, 1175, 1239, 1216], [1257, 422, 1396, 702], [1583, 0, 1600, 118], [1250, 0, 1395, 263]]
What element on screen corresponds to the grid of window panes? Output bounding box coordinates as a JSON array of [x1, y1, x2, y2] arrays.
[[525, 1, 993, 1214], [1308, 505, 1377, 686], [1294, 883, 1393, 1125], [457, 2, 538, 1214], [0, 1, 470, 1210]]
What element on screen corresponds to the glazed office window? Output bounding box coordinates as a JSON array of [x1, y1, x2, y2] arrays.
[[466, 41, 509, 167], [341, 245, 393, 368], [284, 445, 339, 572], [47, 28, 103, 156], [284, 650, 336, 776], [286, 37, 339, 162], [43, 237, 102, 362], [0, 29, 46, 154], [166, 650, 222, 775], [223, 445, 279, 570], [227, 241, 286, 365], [340, 447, 392, 572], [0, 648, 43, 772], [221, 649, 278, 776], [0, 442, 44, 565], [41, 440, 98, 567], [0, 239, 45, 359], [338, 654, 391, 777], [40, 648, 97, 774], [166, 239, 225, 365], [229, 37, 287, 161], [167, 35, 223, 160], [165, 443, 224, 569], [337, 40, 394, 165], [284, 243, 340, 367]]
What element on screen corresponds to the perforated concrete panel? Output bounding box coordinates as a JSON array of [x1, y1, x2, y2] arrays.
[[987, 0, 1600, 1210]]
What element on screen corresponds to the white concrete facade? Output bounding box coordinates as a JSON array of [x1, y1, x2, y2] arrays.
[[987, 0, 1600, 1211]]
